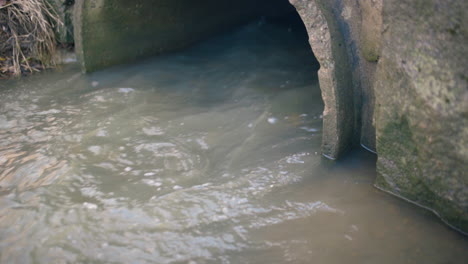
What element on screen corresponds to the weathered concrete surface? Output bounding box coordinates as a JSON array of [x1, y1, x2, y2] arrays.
[[322, 0, 382, 154], [73, 0, 293, 73], [290, 0, 382, 158], [374, 0, 468, 232], [359, 0, 383, 63], [293, 0, 467, 232], [290, 0, 355, 160]]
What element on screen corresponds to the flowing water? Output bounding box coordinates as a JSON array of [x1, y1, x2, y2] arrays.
[[0, 17, 467, 264]]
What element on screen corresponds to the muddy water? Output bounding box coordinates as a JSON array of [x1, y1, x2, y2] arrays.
[[1, 18, 467, 264]]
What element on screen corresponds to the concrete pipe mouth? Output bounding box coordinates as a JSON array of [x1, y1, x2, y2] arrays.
[[74, 0, 357, 160]]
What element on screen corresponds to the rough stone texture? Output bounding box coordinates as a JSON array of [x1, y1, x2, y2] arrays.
[[374, 0, 468, 232], [73, 0, 293, 73], [290, 0, 355, 160], [359, 0, 382, 63], [291, 0, 381, 156], [355, 0, 381, 153], [291, 0, 467, 233], [327, 0, 381, 153]]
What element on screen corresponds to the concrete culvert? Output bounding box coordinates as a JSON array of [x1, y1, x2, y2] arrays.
[[73, 0, 357, 160], [73, 0, 468, 233]]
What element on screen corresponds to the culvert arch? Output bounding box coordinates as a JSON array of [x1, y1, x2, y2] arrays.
[[73, 0, 356, 160]]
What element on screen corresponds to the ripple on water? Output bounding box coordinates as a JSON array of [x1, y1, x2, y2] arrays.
[[1, 19, 467, 264]]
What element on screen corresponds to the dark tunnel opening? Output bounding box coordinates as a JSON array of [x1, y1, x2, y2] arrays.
[[74, 0, 320, 74]]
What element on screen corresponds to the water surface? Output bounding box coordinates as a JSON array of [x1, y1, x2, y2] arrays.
[[0, 18, 467, 264]]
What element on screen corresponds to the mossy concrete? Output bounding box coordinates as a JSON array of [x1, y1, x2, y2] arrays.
[[73, 0, 293, 73], [374, 0, 468, 232], [296, 0, 467, 233]]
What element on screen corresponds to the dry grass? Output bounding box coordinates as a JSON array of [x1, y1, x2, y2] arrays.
[[0, 0, 62, 77]]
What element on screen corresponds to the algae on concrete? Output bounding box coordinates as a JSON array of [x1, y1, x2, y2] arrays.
[[292, 0, 468, 233], [73, 0, 293, 73], [374, 0, 468, 232]]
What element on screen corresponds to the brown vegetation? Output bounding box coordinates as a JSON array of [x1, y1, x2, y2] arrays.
[[0, 0, 62, 78]]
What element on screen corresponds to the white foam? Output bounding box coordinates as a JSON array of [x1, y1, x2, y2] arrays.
[[83, 202, 97, 209], [143, 179, 162, 187], [96, 129, 108, 137], [196, 138, 209, 150], [36, 109, 61, 115], [267, 117, 278, 124], [300, 126, 318, 132], [88, 145, 101, 155], [143, 127, 164, 136], [118, 88, 135, 93]]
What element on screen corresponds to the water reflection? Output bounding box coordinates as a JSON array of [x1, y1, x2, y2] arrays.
[[0, 17, 467, 264]]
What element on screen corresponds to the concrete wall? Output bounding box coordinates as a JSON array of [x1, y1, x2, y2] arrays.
[[292, 0, 467, 233], [290, 0, 356, 160], [73, 0, 294, 72], [374, 0, 468, 233], [291, 0, 381, 157]]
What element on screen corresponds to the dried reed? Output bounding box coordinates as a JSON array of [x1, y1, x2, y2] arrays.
[[0, 0, 62, 77]]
